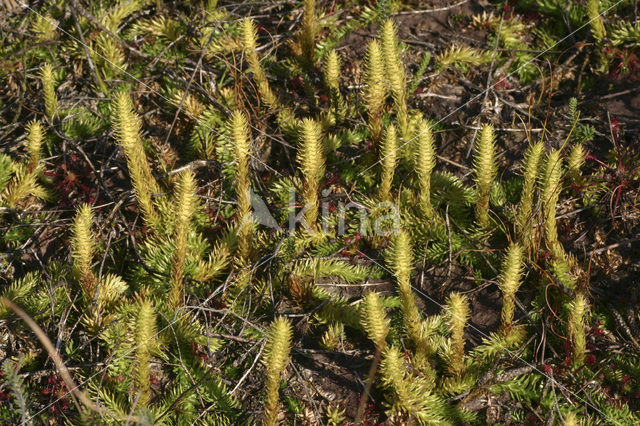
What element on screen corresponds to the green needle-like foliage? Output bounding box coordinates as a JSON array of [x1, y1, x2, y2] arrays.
[[379, 125, 398, 202], [134, 299, 158, 408], [298, 118, 325, 232], [360, 291, 390, 351], [364, 40, 386, 144], [516, 142, 544, 242], [415, 120, 436, 218], [568, 293, 588, 367], [112, 92, 161, 231], [25, 120, 44, 172], [498, 243, 524, 335], [379, 346, 444, 423], [228, 110, 254, 260], [71, 204, 98, 299], [381, 19, 408, 138], [473, 124, 498, 229], [262, 317, 293, 426], [446, 292, 469, 376], [300, 0, 318, 65], [240, 18, 279, 109], [41, 63, 58, 120], [169, 170, 198, 311], [541, 149, 563, 258]]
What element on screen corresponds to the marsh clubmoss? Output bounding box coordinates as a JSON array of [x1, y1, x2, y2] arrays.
[[364, 39, 386, 145], [40, 63, 58, 120], [134, 299, 158, 408], [568, 292, 589, 367], [498, 243, 524, 335], [25, 120, 44, 173], [378, 124, 398, 202], [446, 292, 470, 377], [516, 141, 544, 243], [298, 118, 325, 232], [360, 291, 390, 352], [228, 110, 254, 260], [112, 91, 161, 231], [415, 120, 436, 219], [381, 19, 408, 139], [71, 204, 98, 299], [473, 124, 498, 229], [262, 317, 293, 426], [168, 170, 198, 310]]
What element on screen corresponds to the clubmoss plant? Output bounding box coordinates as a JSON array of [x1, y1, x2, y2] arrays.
[[473, 124, 498, 228], [588, 0, 606, 43], [134, 299, 157, 408], [498, 243, 524, 335], [71, 204, 98, 299], [25, 121, 44, 173], [240, 18, 279, 109], [415, 120, 436, 218], [388, 230, 424, 356], [541, 149, 563, 259], [568, 292, 588, 367], [446, 292, 469, 376], [323, 50, 343, 114], [567, 143, 586, 185], [364, 40, 386, 144], [262, 317, 293, 426], [379, 124, 398, 202], [298, 118, 325, 232], [112, 92, 161, 231], [300, 0, 318, 65], [360, 291, 390, 351], [40, 63, 58, 121], [379, 345, 442, 423], [516, 142, 544, 242], [228, 110, 253, 260], [168, 170, 198, 311], [381, 19, 408, 138]]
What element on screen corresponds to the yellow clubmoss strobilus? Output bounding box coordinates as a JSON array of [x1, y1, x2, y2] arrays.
[[567, 143, 586, 185], [568, 292, 589, 367], [71, 204, 98, 300], [364, 40, 386, 145], [300, 0, 318, 66], [380, 19, 408, 139], [134, 299, 158, 408], [297, 118, 325, 233], [541, 149, 564, 259], [516, 141, 544, 243], [25, 121, 44, 173], [498, 243, 524, 335], [168, 170, 198, 311], [415, 120, 436, 218], [388, 230, 424, 355], [473, 124, 498, 229], [240, 18, 279, 109], [112, 91, 161, 231], [360, 291, 390, 352], [379, 125, 398, 202], [446, 292, 470, 376], [228, 110, 254, 260], [323, 50, 343, 113], [262, 317, 293, 426], [41, 63, 58, 120]]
